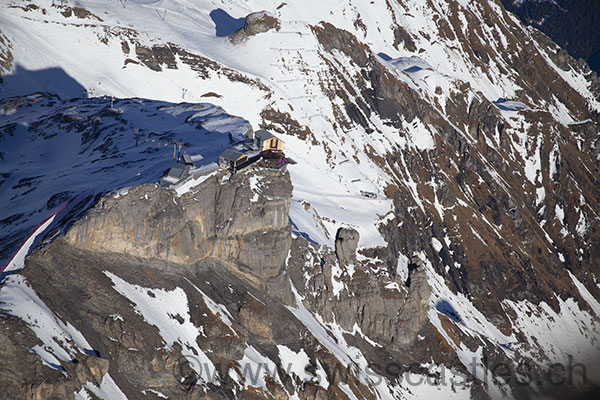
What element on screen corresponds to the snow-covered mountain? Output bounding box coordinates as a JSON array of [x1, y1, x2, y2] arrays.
[[1, 0, 600, 399]]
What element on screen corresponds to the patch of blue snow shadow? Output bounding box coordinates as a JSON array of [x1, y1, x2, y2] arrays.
[[0, 64, 87, 101], [289, 217, 320, 246], [435, 299, 462, 323], [493, 98, 531, 111], [209, 9, 245, 37], [377, 52, 393, 61], [389, 56, 434, 73], [403, 65, 424, 73]]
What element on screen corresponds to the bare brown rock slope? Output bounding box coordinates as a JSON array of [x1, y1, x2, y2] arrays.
[[1, 168, 451, 399]]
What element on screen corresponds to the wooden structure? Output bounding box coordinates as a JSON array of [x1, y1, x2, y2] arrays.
[[254, 129, 284, 152], [219, 148, 248, 170]]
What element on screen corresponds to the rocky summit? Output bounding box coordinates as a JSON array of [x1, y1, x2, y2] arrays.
[[1, 0, 600, 399]]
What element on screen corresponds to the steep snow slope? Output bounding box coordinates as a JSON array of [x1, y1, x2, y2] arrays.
[[1, 0, 600, 399]]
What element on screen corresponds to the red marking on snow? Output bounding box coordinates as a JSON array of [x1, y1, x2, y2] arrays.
[[1, 201, 69, 274]]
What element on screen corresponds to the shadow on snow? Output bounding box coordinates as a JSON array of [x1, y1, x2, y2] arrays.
[[209, 8, 245, 37], [0, 64, 87, 101], [435, 299, 462, 323]]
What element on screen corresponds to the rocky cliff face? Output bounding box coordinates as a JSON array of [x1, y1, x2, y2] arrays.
[[0, 167, 443, 399], [230, 11, 281, 44], [65, 168, 292, 281]]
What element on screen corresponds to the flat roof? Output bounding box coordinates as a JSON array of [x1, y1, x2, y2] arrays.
[[255, 129, 274, 140], [220, 148, 246, 161], [166, 164, 188, 179]]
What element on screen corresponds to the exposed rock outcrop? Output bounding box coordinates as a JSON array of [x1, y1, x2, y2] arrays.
[[0, 315, 113, 400], [0, 32, 13, 81], [0, 163, 446, 398], [2, 0, 600, 397], [334, 227, 359, 265], [288, 235, 433, 364], [65, 168, 292, 281], [230, 11, 280, 43]]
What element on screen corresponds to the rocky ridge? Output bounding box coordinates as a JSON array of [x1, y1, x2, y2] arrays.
[[65, 168, 292, 281], [1, 167, 441, 399]]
